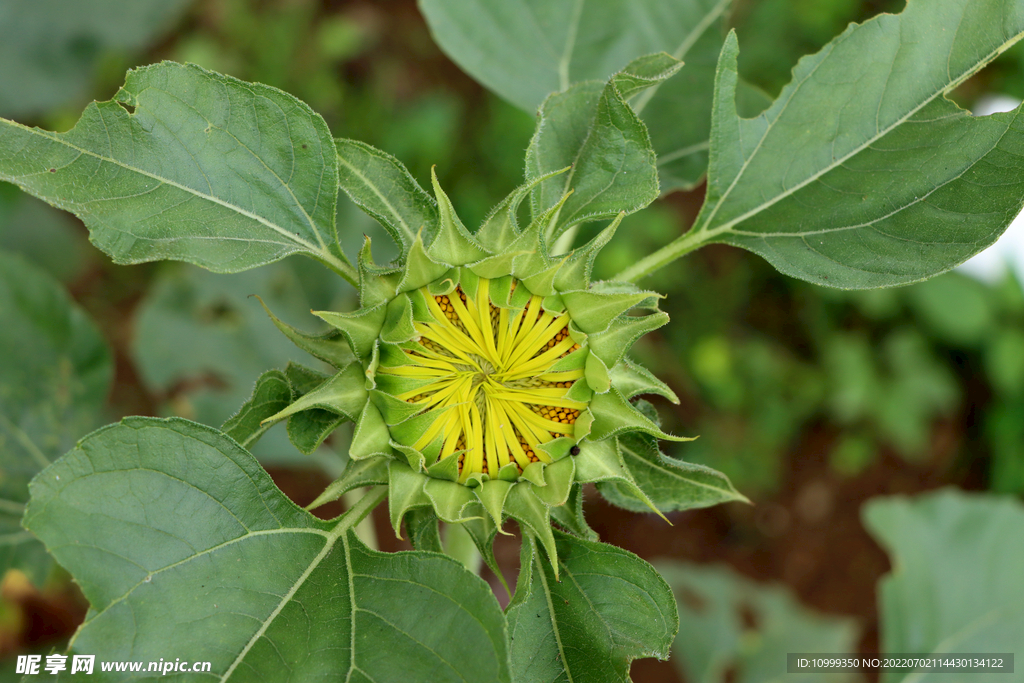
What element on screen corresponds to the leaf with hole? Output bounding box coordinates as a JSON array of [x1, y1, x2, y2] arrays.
[[0, 62, 353, 279]]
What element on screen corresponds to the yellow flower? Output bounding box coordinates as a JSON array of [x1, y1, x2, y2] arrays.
[[263, 169, 688, 572]]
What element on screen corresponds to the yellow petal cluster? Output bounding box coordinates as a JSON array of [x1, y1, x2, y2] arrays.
[[378, 278, 586, 482]]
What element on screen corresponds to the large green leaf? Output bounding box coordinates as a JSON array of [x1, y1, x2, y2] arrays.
[[597, 432, 748, 513], [863, 489, 1024, 683], [0, 61, 354, 279], [0, 252, 111, 586], [656, 562, 860, 683], [622, 0, 1024, 288], [24, 418, 511, 682], [419, 0, 755, 191], [0, 0, 192, 118], [506, 530, 677, 683]]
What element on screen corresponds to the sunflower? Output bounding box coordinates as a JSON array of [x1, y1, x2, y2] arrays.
[[263, 169, 689, 573]]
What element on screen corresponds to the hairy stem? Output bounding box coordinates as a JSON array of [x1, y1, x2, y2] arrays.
[[338, 486, 387, 543], [614, 227, 712, 282], [442, 522, 482, 574]]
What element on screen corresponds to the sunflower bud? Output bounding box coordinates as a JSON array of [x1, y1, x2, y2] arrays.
[[266, 166, 689, 572]]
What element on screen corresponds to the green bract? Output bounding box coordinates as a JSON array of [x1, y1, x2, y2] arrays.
[[265, 167, 689, 570]]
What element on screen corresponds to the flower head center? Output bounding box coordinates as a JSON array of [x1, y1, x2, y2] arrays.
[[377, 277, 586, 482]]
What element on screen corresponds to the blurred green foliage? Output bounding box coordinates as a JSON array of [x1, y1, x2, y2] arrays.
[[0, 0, 191, 120], [658, 561, 860, 683], [730, 0, 904, 97]]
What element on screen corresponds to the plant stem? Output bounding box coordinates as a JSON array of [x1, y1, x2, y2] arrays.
[[614, 227, 711, 282], [442, 522, 482, 574], [337, 485, 386, 544]]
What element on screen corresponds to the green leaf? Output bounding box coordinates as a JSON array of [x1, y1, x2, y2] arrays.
[[587, 311, 669, 369], [315, 303, 387, 360], [0, 61, 353, 278], [863, 489, 1024, 683], [0, 252, 112, 586], [335, 138, 439, 251], [627, 2, 1024, 287], [640, 19, 773, 193], [286, 409, 347, 455], [598, 432, 747, 513], [24, 418, 511, 683], [506, 531, 677, 683], [461, 516, 509, 595], [610, 52, 684, 101], [0, 0, 191, 118], [427, 168, 490, 265], [526, 77, 659, 238], [221, 369, 292, 449], [608, 358, 679, 403], [271, 362, 366, 422], [656, 561, 860, 683], [254, 295, 355, 369], [281, 360, 351, 456], [419, 0, 750, 191]]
